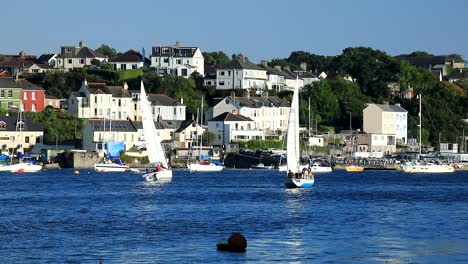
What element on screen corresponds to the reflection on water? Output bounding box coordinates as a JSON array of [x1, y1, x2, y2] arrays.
[[0, 169, 467, 263]]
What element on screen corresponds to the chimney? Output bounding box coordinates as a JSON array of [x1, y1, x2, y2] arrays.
[[238, 54, 245, 62], [123, 82, 128, 90], [79, 41, 84, 48], [300, 62, 307, 71], [284, 65, 291, 71], [395, 103, 401, 107], [19, 51, 26, 58], [180, 96, 184, 104], [175, 41, 181, 48], [274, 65, 282, 71], [260, 60, 267, 67]]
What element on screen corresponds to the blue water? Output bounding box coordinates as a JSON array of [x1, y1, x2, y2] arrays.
[[1, 169, 467, 263]]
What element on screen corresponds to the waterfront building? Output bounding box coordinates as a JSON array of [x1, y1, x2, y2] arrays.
[[56, 41, 107, 70], [0, 115, 44, 152], [356, 133, 397, 156], [173, 120, 205, 149], [108, 49, 148, 70], [150, 41, 204, 77], [206, 96, 289, 132], [207, 112, 264, 146], [129, 91, 186, 122], [363, 103, 408, 144], [215, 54, 267, 90], [0, 77, 45, 111]]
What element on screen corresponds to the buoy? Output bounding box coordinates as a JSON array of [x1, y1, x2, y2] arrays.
[[18, 168, 25, 173], [217, 232, 247, 252], [74, 170, 80, 174]]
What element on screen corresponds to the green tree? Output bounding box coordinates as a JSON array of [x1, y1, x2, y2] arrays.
[[300, 81, 340, 125], [96, 44, 118, 59], [203, 51, 230, 65]]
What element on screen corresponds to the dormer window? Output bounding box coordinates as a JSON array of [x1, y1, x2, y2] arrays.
[[16, 121, 24, 130], [0, 121, 6, 129], [65, 48, 72, 53]]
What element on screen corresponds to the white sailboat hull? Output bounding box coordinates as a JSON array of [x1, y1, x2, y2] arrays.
[[285, 177, 315, 188], [9, 163, 42, 173], [0, 165, 11, 172], [402, 164, 454, 173], [94, 163, 130, 172], [144, 169, 173, 182], [188, 163, 224, 172], [310, 165, 333, 173]]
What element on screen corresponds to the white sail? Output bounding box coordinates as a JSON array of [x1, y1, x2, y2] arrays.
[[140, 81, 168, 168], [286, 78, 300, 173]]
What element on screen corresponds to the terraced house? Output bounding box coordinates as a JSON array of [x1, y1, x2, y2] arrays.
[[0, 77, 22, 110]]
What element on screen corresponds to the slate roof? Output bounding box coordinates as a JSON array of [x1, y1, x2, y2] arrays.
[[87, 119, 138, 132], [225, 96, 289, 108], [147, 94, 183, 106], [0, 115, 44, 132], [133, 119, 183, 130], [75, 47, 105, 58], [449, 70, 468, 79], [0, 77, 43, 90], [217, 55, 264, 71], [152, 46, 199, 57], [209, 112, 253, 122], [109, 49, 147, 63], [258, 63, 285, 76], [108, 86, 131, 98], [38, 54, 56, 63], [0, 54, 38, 68], [175, 120, 198, 133], [406, 56, 447, 68], [372, 104, 407, 113]]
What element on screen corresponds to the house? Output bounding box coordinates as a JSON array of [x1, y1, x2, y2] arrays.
[[216, 54, 267, 90], [37, 53, 58, 67], [56, 41, 107, 70], [448, 69, 468, 83], [0, 51, 38, 76], [173, 119, 205, 149], [44, 95, 61, 109], [0, 115, 44, 153], [258, 61, 286, 92], [129, 91, 186, 122], [150, 41, 204, 77], [108, 49, 148, 70], [0, 77, 45, 111], [363, 103, 408, 144], [357, 133, 397, 155], [68, 80, 132, 119], [282, 66, 304, 90], [205, 96, 290, 132], [203, 65, 217, 86], [207, 112, 263, 146], [406, 55, 465, 77], [25, 63, 52, 74]]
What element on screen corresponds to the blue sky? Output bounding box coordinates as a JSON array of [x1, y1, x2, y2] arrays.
[[2, 0, 467, 62]]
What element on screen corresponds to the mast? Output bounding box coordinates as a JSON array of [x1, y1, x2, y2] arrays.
[[308, 97, 311, 137], [199, 96, 204, 157], [419, 94, 422, 156]]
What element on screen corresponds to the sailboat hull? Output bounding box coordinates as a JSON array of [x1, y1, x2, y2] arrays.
[[188, 163, 224, 172], [285, 177, 315, 188], [9, 163, 42, 173], [144, 169, 173, 182], [402, 164, 454, 173], [94, 163, 130, 172]]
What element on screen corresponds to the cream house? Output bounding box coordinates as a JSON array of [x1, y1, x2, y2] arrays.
[[363, 103, 408, 144], [0, 116, 43, 152], [216, 54, 267, 90], [174, 120, 205, 149]]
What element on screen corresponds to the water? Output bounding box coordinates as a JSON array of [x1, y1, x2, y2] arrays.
[[0, 169, 467, 263]]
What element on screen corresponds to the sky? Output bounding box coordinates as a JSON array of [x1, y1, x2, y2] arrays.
[[2, 0, 467, 62]]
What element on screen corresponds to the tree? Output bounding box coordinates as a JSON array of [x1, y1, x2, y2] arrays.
[[90, 59, 100, 66], [96, 44, 117, 59], [203, 51, 230, 66], [300, 81, 340, 125]]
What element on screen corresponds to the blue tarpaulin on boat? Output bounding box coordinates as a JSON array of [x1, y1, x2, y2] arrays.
[[0, 154, 9, 160], [106, 142, 125, 159]]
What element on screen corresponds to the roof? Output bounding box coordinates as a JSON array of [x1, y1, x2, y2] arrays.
[[258, 63, 285, 76], [209, 112, 253, 122], [0, 115, 44, 132], [151, 46, 199, 57], [224, 96, 289, 108], [406, 56, 447, 68], [449, 69, 468, 79], [29, 63, 51, 69], [87, 119, 138, 132], [370, 104, 407, 113], [109, 50, 145, 63], [133, 119, 183, 130], [38, 54, 56, 63], [217, 55, 264, 71], [175, 120, 198, 132], [0, 77, 43, 90], [108, 86, 131, 98], [147, 94, 182, 106], [75, 47, 105, 58], [0, 54, 38, 68]]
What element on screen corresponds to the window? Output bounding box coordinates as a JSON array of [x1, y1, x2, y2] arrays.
[[24, 92, 28, 100], [219, 81, 225, 85], [8, 90, 12, 98], [0, 122, 5, 129], [163, 58, 169, 63], [65, 48, 72, 53], [10, 136, 15, 142], [25, 136, 30, 143], [80, 59, 85, 64], [162, 48, 169, 54], [0, 90, 4, 97], [120, 64, 127, 70], [16, 121, 24, 130], [176, 59, 182, 64], [118, 99, 121, 107], [94, 108, 97, 116], [32, 92, 36, 100], [134, 104, 137, 111], [174, 108, 177, 115], [68, 59, 72, 64], [228, 71, 231, 76], [220, 71, 225, 76], [32, 104, 36, 112], [182, 69, 188, 76], [132, 64, 137, 69]]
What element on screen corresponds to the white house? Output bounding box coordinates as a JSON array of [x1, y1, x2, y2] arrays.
[[129, 91, 186, 122], [208, 112, 263, 146], [56, 41, 107, 70], [205, 96, 290, 132], [216, 54, 267, 90], [258, 61, 286, 92], [363, 103, 408, 144], [108, 49, 147, 70], [67, 80, 133, 119], [357, 133, 397, 155], [25, 63, 52, 74], [150, 41, 204, 77]]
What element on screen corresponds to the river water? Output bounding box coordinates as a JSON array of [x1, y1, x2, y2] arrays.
[[0, 169, 467, 263]]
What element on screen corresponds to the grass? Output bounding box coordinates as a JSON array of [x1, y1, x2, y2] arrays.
[[119, 69, 143, 81]]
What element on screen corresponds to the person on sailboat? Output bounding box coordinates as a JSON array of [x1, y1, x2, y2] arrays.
[[155, 164, 161, 172], [288, 170, 294, 178]]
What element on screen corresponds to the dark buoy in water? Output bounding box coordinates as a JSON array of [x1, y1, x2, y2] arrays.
[[217, 232, 247, 252]]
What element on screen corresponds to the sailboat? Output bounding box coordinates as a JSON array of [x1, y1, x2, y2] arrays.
[[9, 103, 42, 173], [94, 115, 129, 172], [187, 97, 224, 172], [345, 112, 364, 172], [402, 94, 454, 173], [285, 78, 314, 188], [139, 81, 172, 181]]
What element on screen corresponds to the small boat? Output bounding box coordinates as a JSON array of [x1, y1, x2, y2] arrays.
[[94, 142, 129, 172], [284, 78, 314, 188], [251, 163, 275, 170], [188, 161, 224, 172], [310, 161, 333, 173], [402, 162, 454, 173], [345, 165, 364, 172], [9, 162, 42, 173], [94, 162, 129, 172]]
